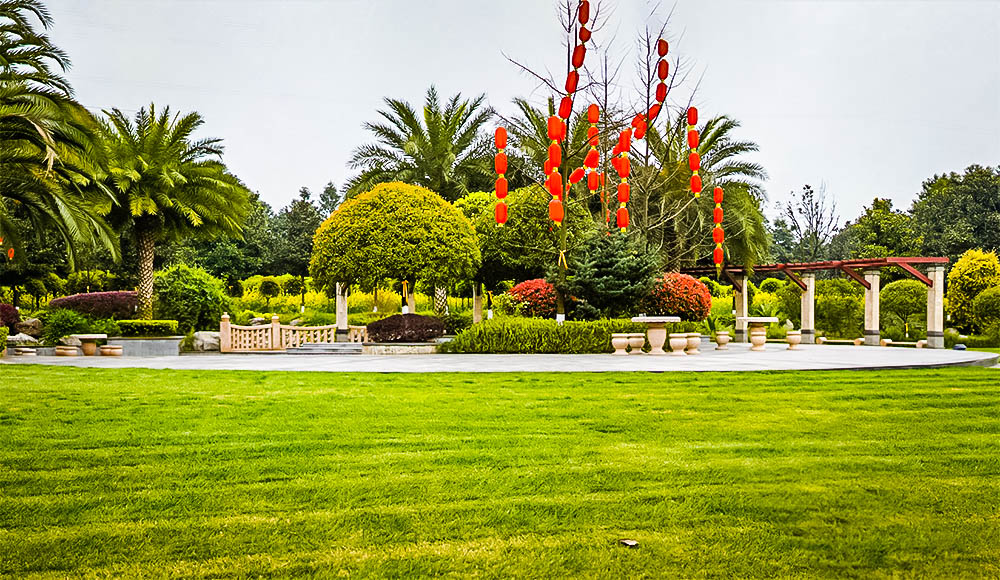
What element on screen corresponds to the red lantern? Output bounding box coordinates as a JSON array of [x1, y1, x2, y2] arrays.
[[578, 0, 590, 25], [549, 198, 565, 223], [565, 71, 579, 93], [648, 104, 661, 120], [494, 127, 507, 149], [657, 38, 669, 57], [495, 176, 508, 198], [579, 26, 591, 43], [6, 248, 13, 260], [569, 167, 585, 184], [688, 152, 700, 171], [655, 82, 667, 102], [618, 129, 631, 153], [587, 126, 598, 139], [547, 173, 563, 198], [634, 122, 646, 140], [587, 171, 600, 190], [548, 143, 562, 167], [616, 207, 629, 229], [690, 174, 702, 194], [631, 114, 645, 129], [617, 182, 630, 203], [590, 135, 599, 147], [584, 148, 599, 169], [559, 96, 573, 119], [714, 207, 724, 223], [687, 129, 699, 149], [547, 116, 560, 140], [713, 186, 724, 204], [617, 157, 631, 179], [611, 156, 621, 173], [587, 104, 599, 124], [657, 59, 669, 80], [687, 106, 698, 126], [544, 159, 553, 175], [572, 45, 586, 68], [495, 202, 508, 224], [713, 227, 725, 244], [494, 153, 507, 174], [713, 247, 724, 264]]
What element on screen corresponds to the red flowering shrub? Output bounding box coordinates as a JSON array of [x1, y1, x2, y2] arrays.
[[0, 303, 19, 331], [639, 273, 712, 321], [508, 279, 558, 318], [48, 291, 139, 320]]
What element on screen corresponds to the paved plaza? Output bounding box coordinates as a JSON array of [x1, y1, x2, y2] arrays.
[[3, 343, 996, 372]]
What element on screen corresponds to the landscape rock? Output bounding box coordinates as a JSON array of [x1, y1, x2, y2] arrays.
[[7, 333, 39, 345], [193, 331, 221, 352], [249, 317, 269, 326], [59, 336, 82, 347], [15, 318, 43, 338], [290, 319, 303, 326]]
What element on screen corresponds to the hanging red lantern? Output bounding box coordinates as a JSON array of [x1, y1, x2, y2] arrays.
[[657, 38, 669, 57], [579, 27, 591, 42], [557, 118, 567, 141], [565, 71, 579, 93], [587, 104, 599, 124], [572, 45, 586, 68], [618, 129, 631, 152], [687, 106, 698, 126], [587, 171, 600, 190], [690, 174, 702, 194], [548, 142, 562, 167], [616, 207, 629, 229], [584, 148, 599, 168], [547, 116, 561, 140], [713, 247, 724, 264], [494, 153, 507, 174], [611, 156, 621, 173], [549, 198, 565, 223], [6, 248, 13, 260], [713, 186, 724, 204], [655, 82, 667, 102], [569, 167, 585, 184], [558, 96, 573, 119], [547, 173, 563, 197], [714, 207, 724, 223], [687, 129, 699, 149], [494, 127, 507, 149], [713, 226, 725, 244], [495, 176, 508, 198], [657, 60, 669, 80], [495, 202, 508, 224], [631, 114, 645, 129], [617, 157, 631, 179], [617, 182, 630, 203], [688, 152, 700, 171], [578, 0, 590, 25], [587, 126, 598, 139], [648, 104, 661, 120], [634, 122, 646, 140]]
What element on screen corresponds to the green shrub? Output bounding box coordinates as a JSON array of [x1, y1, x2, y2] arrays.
[[283, 276, 306, 297], [437, 311, 473, 334], [40, 309, 90, 344], [491, 293, 523, 317], [348, 311, 390, 327], [775, 283, 802, 327], [300, 311, 338, 326], [758, 278, 784, 293], [154, 265, 230, 333], [443, 318, 678, 354], [258, 278, 282, 306], [699, 277, 728, 298], [881, 279, 926, 329], [972, 286, 1000, 330], [0, 326, 7, 355], [117, 320, 179, 337], [65, 270, 117, 294], [946, 249, 1000, 331], [815, 279, 864, 339]]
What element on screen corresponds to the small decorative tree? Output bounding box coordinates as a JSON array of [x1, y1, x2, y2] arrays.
[[946, 249, 1000, 331], [258, 278, 281, 308], [880, 279, 926, 337]]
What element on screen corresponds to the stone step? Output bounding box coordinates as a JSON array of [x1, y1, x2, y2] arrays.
[[285, 342, 363, 355]]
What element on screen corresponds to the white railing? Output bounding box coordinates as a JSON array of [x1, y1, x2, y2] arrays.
[[220, 313, 367, 353]]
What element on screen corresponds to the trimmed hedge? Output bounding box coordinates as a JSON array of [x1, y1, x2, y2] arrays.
[[442, 318, 699, 354], [117, 320, 179, 337], [367, 314, 444, 343], [0, 326, 7, 355], [49, 291, 138, 320]]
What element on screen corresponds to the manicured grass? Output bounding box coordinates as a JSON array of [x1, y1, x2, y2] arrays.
[[2, 367, 999, 578]]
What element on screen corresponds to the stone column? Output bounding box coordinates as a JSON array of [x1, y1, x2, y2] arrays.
[[800, 273, 816, 344], [406, 285, 416, 313], [734, 275, 749, 343], [270, 315, 282, 351], [864, 269, 881, 346], [219, 313, 231, 353], [335, 283, 348, 342], [926, 265, 945, 348], [472, 283, 483, 324]]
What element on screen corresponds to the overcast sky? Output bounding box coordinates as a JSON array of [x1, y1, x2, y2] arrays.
[[46, 0, 999, 222]]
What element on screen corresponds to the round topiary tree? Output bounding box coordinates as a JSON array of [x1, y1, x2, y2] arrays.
[[880, 279, 926, 334], [973, 286, 1000, 332], [258, 278, 281, 307], [154, 265, 230, 333], [758, 277, 784, 293], [947, 249, 1000, 331], [639, 273, 712, 321], [310, 182, 480, 292], [508, 279, 558, 318]]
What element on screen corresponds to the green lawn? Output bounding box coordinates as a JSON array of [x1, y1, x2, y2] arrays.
[[1, 367, 999, 578]]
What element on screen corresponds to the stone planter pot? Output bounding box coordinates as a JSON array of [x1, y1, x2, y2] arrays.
[[715, 331, 731, 350], [668, 333, 688, 356], [627, 333, 646, 354], [685, 332, 701, 355], [55, 345, 78, 356], [749, 327, 768, 351], [100, 345, 124, 357], [611, 333, 630, 356], [786, 330, 802, 350]]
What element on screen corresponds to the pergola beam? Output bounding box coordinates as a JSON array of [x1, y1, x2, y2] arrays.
[[777, 265, 807, 291], [837, 263, 871, 290], [894, 261, 934, 287]]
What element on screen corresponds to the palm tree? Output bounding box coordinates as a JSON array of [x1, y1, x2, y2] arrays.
[[0, 0, 115, 264], [96, 105, 251, 318], [345, 86, 493, 202]]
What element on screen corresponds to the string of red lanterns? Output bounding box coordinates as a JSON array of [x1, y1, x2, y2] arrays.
[[494, 128, 508, 225], [712, 186, 725, 271], [687, 106, 701, 198]]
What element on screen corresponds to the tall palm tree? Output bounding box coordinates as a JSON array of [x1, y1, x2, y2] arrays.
[[346, 86, 493, 202], [0, 0, 115, 264], [97, 105, 251, 318]]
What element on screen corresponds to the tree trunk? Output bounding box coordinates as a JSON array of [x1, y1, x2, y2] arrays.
[[433, 287, 448, 315], [137, 227, 155, 319]]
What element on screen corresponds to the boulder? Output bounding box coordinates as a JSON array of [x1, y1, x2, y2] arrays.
[[15, 318, 43, 338], [7, 333, 39, 345], [60, 336, 82, 347], [290, 318, 302, 326], [249, 317, 269, 326], [193, 331, 221, 352]]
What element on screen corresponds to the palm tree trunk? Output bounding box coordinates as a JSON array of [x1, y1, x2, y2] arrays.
[[136, 227, 155, 319]]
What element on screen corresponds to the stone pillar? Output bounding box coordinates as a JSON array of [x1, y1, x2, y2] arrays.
[[800, 273, 816, 344], [406, 285, 416, 313], [270, 315, 282, 351], [219, 312, 231, 353], [863, 269, 881, 346], [734, 275, 749, 343], [472, 283, 483, 324], [335, 283, 348, 341], [926, 265, 945, 349]]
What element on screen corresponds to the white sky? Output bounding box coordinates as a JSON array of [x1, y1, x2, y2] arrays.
[[47, 0, 1000, 221]]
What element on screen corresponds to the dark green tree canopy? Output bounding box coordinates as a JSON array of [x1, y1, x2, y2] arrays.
[[911, 165, 1000, 261], [568, 233, 658, 318], [829, 198, 920, 260], [268, 187, 323, 278]]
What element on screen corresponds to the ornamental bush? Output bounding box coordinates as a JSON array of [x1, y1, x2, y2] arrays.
[[880, 279, 926, 327], [0, 303, 19, 331], [946, 249, 1000, 331], [258, 278, 282, 306], [758, 277, 784, 293], [508, 279, 558, 318], [639, 273, 712, 321], [973, 286, 1000, 330], [49, 291, 138, 320], [117, 320, 179, 337], [283, 276, 306, 297], [0, 326, 6, 355], [366, 313, 445, 343], [65, 270, 118, 294], [815, 279, 863, 338], [40, 309, 90, 344], [154, 265, 230, 333]]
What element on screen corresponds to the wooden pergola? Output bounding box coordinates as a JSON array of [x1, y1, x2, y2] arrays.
[[683, 257, 949, 348]]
